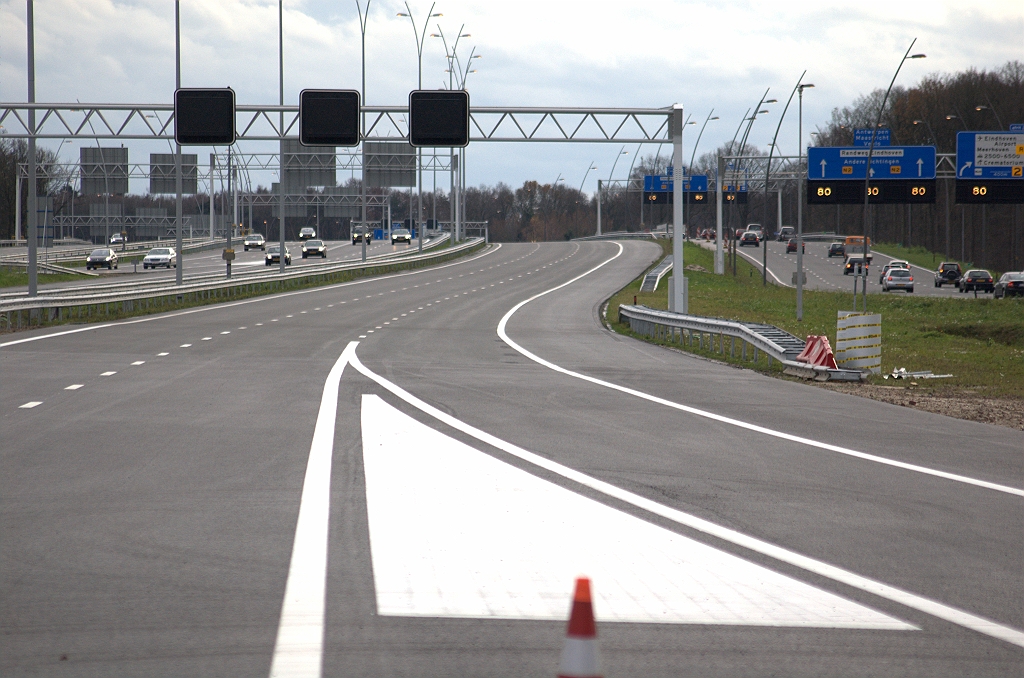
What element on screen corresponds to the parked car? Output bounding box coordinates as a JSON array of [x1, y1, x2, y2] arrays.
[[785, 237, 804, 254], [243, 233, 266, 251], [827, 242, 846, 258], [298, 227, 316, 241], [879, 260, 910, 284], [142, 247, 177, 269], [958, 269, 994, 293], [86, 248, 118, 270], [882, 268, 914, 293], [265, 244, 292, 266], [301, 239, 327, 259], [777, 226, 795, 241], [739, 231, 759, 247], [844, 257, 869, 276], [352, 225, 373, 244], [994, 272, 1024, 298], [933, 262, 962, 287], [391, 228, 413, 245]]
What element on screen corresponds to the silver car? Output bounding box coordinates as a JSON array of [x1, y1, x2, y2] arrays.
[[882, 268, 914, 293], [142, 247, 177, 269]]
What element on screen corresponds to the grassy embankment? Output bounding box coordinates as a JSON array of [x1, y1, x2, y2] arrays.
[[0, 269, 86, 287], [606, 239, 1024, 398]]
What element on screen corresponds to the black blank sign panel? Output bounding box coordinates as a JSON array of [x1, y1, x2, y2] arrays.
[[409, 90, 470, 147], [300, 90, 360, 147], [174, 88, 235, 145]]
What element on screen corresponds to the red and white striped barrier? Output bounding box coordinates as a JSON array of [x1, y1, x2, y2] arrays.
[[796, 335, 839, 370], [558, 577, 602, 678]]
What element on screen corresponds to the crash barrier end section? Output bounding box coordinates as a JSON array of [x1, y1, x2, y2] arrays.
[[796, 335, 839, 370]]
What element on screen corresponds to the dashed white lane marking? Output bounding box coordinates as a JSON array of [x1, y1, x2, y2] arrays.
[[131, 361, 145, 366], [201, 337, 212, 341], [221, 331, 231, 335], [157, 352, 169, 356], [180, 344, 192, 348], [64, 384, 83, 390], [361, 394, 911, 628], [347, 345, 1024, 650], [19, 401, 43, 409], [100, 371, 117, 376], [267, 346, 352, 677]]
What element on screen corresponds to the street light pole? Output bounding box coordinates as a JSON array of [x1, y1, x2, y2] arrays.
[[356, 1, 371, 262], [27, 0, 37, 297], [763, 73, 805, 289], [598, 147, 628, 236], [860, 41, 926, 312], [796, 82, 814, 320], [278, 0, 286, 272], [398, 2, 442, 253]]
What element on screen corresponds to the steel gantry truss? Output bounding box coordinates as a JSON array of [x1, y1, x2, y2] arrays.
[[0, 103, 672, 143]]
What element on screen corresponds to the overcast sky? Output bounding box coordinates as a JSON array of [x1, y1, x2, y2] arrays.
[[2, 0, 1021, 195]]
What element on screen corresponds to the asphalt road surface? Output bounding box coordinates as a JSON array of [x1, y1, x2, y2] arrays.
[[3, 240, 1021, 677]]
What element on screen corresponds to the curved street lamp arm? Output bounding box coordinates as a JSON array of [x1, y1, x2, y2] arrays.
[[689, 108, 716, 171]]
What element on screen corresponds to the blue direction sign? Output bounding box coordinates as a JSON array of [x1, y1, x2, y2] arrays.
[[853, 128, 890, 146], [955, 131, 1024, 179], [1009, 124, 1023, 133], [807, 146, 936, 180], [644, 174, 707, 192]]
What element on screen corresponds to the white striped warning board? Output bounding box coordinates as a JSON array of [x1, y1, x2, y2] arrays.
[[836, 312, 881, 374]]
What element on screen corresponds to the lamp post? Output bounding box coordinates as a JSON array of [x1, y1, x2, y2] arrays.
[[912, 119, 937, 144], [859, 41, 925, 312], [685, 111, 717, 238], [432, 24, 469, 240], [762, 72, 805, 288], [356, 1, 372, 261], [597, 147, 628, 236], [397, 2, 442, 253], [974, 103, 1004, 130], [796, 81, 814, 320]]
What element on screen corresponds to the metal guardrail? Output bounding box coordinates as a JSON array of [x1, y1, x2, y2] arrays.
[[0, 236, 218, 264], [1, 236, 481, 331], [640, 257, 673, 292], [618, 304, 863, 381], [574, 231, 667, 241]]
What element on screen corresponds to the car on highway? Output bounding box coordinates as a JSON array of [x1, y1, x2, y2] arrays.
[[109, 233, 126, 246], [785, 237, 804, 254], [881, 268, 914, 293], [265, 244, 292, 266], [844, 257, 869, 276], [933, 262, 962, 287], [391, 228, 413, 245], [243, 233, 266, 251], [738, 231, 760, 247], [879, 260, 910, 284], [298, 227, 316, 241], [301, 239, 327, 258], [352, 225, 373, 244], [142, 247, 177, 269], [746, 224, 764, 241], [777, 226, 795, 241], [994, 272, 1024, 298], [827, 242, 846, 258], [86, 248, 118, 270], [958, 269, 994, 293], [733, 228, 745, 240]]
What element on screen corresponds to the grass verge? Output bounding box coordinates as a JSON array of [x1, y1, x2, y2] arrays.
[[0, 268, 88, 287], [606, 239, 1024, 399]]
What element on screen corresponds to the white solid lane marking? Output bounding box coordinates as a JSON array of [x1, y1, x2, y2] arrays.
[[19, 401, 43, 409], [65, 384, 83, 390], [497, 245, 1023, 498], [346, 346, 1024, 650], [131, 361, 145, 366], [361, 394, 911, 629], [268, 345, 353, 677], [100, 371, 117, 376]]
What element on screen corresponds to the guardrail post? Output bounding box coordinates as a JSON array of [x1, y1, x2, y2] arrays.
[[753, 346, 759, 362], [742, 341, 747, 361], [730, 336, 735, 357]]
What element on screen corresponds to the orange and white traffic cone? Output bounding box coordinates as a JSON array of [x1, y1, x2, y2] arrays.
[[558, 577, 602, 678]]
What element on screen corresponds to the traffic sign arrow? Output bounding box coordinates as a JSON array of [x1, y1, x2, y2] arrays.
[[820, 159, 827, 178], [916, 158, 924, 177], [959, 161, 972, 177]]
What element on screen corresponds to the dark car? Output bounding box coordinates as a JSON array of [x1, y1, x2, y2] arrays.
[[827, 242, 845, 258], [301, 239, 327, 259], [959, 269, 994, 293], [86, 248, 118, 270], [265, 244, 292, 266], [994, 272, 1024, 298], [352, 225, 373, 244], [298, 227, 316, 241], [844, 257, 869, 276], [785, 237, 804, 254], [739, 231, 759, 247], [391, 228, 413, 245], [934, 262, 962, 287]]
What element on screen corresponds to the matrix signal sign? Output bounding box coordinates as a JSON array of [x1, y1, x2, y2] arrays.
[[174, 88, 235, 145], [299, 90, 360, 146], [409, 90, 470, 147], [807, 180, 936, 205]]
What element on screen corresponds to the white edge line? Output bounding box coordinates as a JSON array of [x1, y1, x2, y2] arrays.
[[344, 343, 1024, 650], [268, 343, 354, 678], [0, 244, 503, 349], [734, 246, 792, 287], [497, 244, 1023, 498]]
